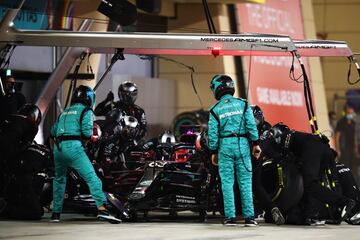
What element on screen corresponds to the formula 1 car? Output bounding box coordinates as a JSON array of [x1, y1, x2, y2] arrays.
[[40, 118, 221, 221], [100, 130, 220, 221]]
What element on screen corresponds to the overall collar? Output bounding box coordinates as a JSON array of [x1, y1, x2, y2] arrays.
[[220, 94, 233, 100]]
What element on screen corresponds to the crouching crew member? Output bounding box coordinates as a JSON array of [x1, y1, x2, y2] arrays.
[[336, 163, 360, 224], [208, 75, 261, 226], [0, 104, 43, 220], [50, 85, 121, 224], [268, 123, 358, 225], [250, 105, 285, 225]]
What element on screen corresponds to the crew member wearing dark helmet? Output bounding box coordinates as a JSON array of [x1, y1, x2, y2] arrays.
[[0, 103, 41, 163], [0, 104, 43, 219], [50, 85, 121, 224], [250, 105, 285, 225], [0, 76, 26, 128], [208, 74, 261, 226], [335, 163, 360, 224], [267, 123, 358, 225], [251, 105, 272, 133], [94, 81, 147, 140]]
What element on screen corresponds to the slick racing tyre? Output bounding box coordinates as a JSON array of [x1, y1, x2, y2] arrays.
[[261, 158, 303, 212]]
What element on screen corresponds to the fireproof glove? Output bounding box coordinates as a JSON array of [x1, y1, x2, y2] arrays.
[[106, 91, 114, 102]]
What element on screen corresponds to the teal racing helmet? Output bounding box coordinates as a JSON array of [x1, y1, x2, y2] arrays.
[[210, 75, 235, 100], [71, 85, 95, 108]]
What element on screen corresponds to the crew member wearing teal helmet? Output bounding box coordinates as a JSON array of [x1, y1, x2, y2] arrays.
[[50, 85, 121, 223], [208, 75, 261, 226]]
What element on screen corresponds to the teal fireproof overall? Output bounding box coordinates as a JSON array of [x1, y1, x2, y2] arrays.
[[208, 94, 259, 219], [51, 103, 107, 213]]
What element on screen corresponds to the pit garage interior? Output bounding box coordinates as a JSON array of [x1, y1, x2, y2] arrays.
[[1, 0, 360, 239]]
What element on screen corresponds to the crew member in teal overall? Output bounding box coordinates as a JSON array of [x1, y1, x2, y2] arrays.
[[208, 75, 261, 226], [50, 85, 121, 224]]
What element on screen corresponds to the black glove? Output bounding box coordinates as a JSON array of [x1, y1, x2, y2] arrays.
[[106, 91, 114, 102]]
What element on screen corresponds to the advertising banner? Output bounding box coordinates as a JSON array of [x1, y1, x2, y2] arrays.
[[0, 0, 49, 30], [237, 0, 312, 131]]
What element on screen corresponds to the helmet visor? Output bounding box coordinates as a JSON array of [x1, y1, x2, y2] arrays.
[[120, 90, 137, 104]]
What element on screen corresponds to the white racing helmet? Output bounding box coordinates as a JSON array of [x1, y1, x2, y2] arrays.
[[159, 131, 176, 144]]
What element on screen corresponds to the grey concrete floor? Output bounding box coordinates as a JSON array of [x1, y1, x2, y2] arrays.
[[1, 213, 360, 240]]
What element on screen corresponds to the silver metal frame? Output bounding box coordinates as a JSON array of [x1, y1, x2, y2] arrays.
[[0, 3, 359, 115], [4, 29, 298, 55], [294, 40, 354, 57], [0, 4, 357, 57], [1, 2, 357, 57], [0, 2, 297, 55]]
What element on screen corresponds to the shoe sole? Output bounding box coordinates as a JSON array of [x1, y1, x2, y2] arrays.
[[271, 208, 285, 225], [50, 219, 60, 223], [309, 221, 326, 226], [97, 215, 122, 224], [224, 223, 237, 226], [245, 224, 258, 227]]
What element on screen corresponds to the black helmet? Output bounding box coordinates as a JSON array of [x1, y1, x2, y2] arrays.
[[18, 103, 42, 125], [250, 105, 264, 129], [71, 85, 95, 108], [118, 81, 138, 105], [269, 123, 290, 145], [210, 75, 235, 100]]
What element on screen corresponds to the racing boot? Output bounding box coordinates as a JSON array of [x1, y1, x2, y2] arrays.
[[97, 209, 122, 224], [341, 199, 356, 220], [245, 218, 258, 227], [347, 211, 360, 225], [223, 217, 237, 226], [305, 218, 326, 226], [271, 207, 285, 225], [50, 212, 61, 222]]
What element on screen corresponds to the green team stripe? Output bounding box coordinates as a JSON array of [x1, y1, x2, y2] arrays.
[[212, 75, 222, 83]]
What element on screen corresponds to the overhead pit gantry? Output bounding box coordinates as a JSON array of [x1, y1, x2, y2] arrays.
[[0, 1, 359, 133]]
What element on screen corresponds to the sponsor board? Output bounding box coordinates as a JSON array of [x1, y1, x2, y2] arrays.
[[237, 0, 312, 131]]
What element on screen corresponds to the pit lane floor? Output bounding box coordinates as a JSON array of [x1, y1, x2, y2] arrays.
[[1, 213, 360, 240]]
